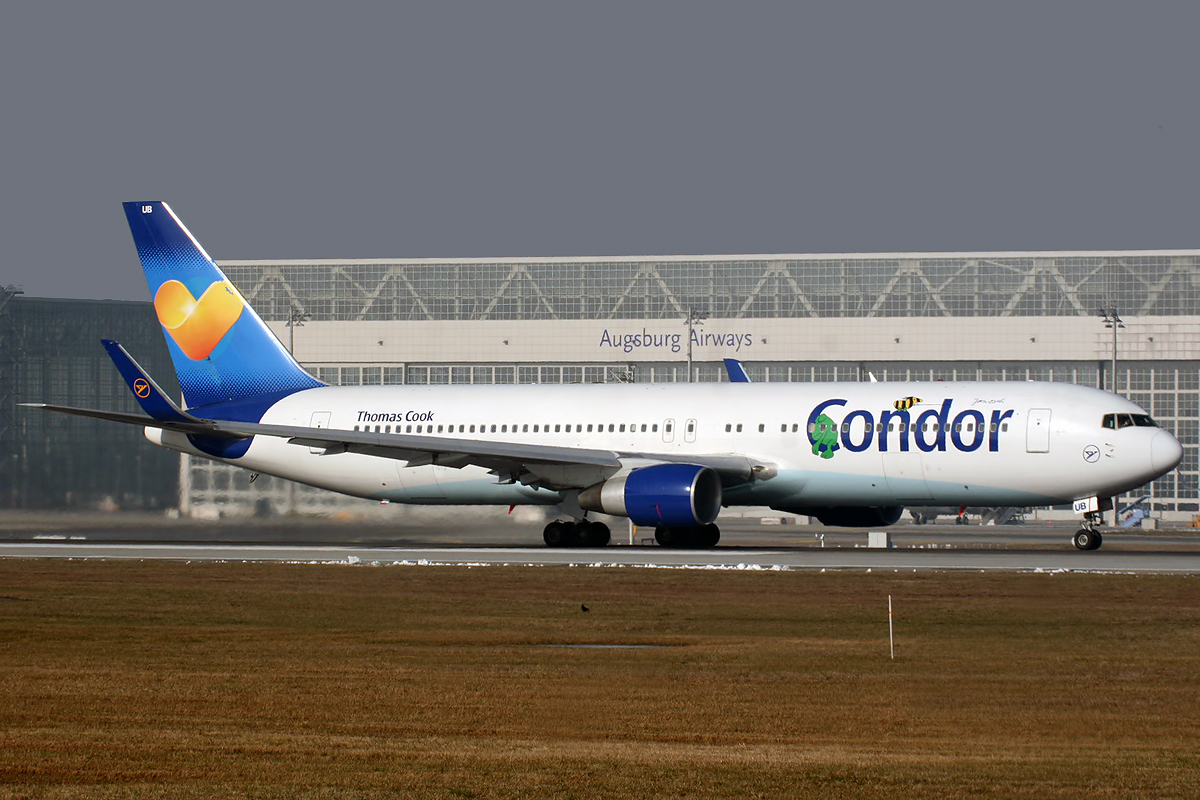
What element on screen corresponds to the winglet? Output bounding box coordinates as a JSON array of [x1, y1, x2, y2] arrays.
[[723, 358, 752, 383], [102, 339, 198, 423]]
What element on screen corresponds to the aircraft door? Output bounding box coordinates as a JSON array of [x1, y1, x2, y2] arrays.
[[1026, 408, 1051, 453], [663, 419, 675, 443], [308, 411, 331, 454], [685, 418, 698, 443]]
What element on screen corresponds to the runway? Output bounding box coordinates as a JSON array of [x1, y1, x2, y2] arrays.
[[3, 541, 1200, 573]]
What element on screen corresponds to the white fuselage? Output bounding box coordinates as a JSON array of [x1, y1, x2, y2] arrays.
[[149, 381, 1181, 513]]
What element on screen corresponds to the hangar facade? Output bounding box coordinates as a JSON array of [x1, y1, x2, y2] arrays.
[[173, 250, 1199, 521]]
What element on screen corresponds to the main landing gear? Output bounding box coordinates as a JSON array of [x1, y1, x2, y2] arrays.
[[1073, 512, 1104, 551], [654, 524, 720, 549], [543, 519, 611, 548]]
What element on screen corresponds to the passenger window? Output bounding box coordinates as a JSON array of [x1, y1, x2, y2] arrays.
[[619, 424, 626, 433], [1001, 423, 1008, 432], [353, 425, 359, 431], [490, 425, 496, 433], [437, 425, 443, 433], [587, 424, 594, 432], [726, 424, 732, 433], [522, 424, 529, 433], [533, 425, 539, 433], [792, 423, 799, 433], [609, 424, 615, 432], [652, 424, 658, 432], [406, 425, 412, 433], [780, 424, 787, 433], [470, 425, 476, 433], [555, 424, 561, 433], [641, 424, 647, 432], [736, 424, 743, 433]]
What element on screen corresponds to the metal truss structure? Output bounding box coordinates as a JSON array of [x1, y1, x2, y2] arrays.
[[221, 252, 1200, 323]]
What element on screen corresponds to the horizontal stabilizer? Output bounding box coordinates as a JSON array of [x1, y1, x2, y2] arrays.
[[18, 403, 245, 439]]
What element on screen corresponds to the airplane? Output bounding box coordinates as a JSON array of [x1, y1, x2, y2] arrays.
[[23, 202, 1184, 551]]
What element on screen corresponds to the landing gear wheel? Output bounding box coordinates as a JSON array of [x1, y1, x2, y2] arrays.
[[569, 521, 611, 547], [586, 521, 611, 547], [654, 525, 719, 548], [1073, 529, 1103, 551], [543, 520, 570, 547]]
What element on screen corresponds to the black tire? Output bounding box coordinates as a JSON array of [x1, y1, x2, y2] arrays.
[[1088, 531, 1103, 550], [1073, 530, 1094, 551], [586, 522, 611, 547], [654, 526, 674, 547], [568, 521, 593, 547], [698, 524, 720, 548], [543, 521, 569, 547]]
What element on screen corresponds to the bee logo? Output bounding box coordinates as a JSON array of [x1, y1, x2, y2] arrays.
[[893, 396, 921, 410]]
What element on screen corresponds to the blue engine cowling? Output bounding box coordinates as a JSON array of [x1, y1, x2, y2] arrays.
[[578, 463, 723, 527]]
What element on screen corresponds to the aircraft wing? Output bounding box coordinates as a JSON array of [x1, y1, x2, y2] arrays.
[[21, 403, 766, 490]]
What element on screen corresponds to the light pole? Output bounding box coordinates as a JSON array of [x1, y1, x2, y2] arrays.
[[685, 308, 707, 383], [1097, 307, 1124, 395], [1097, 306, 1125, 527]]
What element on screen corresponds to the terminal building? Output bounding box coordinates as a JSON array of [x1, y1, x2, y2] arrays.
[[4, 250, 1199, 521]]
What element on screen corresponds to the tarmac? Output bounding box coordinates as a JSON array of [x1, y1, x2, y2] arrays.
[[2, 511, 1198, 573]]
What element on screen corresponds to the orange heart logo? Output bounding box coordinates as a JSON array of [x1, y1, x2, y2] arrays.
[[154, 279, 245, 361]]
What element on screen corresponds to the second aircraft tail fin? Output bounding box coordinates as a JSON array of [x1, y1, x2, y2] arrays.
[[122, 202, 323, 410]]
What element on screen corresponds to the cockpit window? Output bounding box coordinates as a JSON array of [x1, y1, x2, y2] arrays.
[[1101, 413, 1158, 429]]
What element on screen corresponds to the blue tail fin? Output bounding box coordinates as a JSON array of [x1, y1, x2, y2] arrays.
[[123, 202, 323, 409], [103, 339, 197, 422]]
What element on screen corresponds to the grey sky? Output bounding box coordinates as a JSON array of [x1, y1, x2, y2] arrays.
[[2, 2, 1198, 301]]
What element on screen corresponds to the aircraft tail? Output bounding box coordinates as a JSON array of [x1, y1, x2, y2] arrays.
[[123, 202, 323, 409]]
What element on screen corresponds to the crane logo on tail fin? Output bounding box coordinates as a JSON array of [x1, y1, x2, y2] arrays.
[[153, 279, 245, 361]]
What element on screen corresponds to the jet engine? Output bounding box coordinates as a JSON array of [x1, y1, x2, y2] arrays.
[[579, 463, 723, 527]]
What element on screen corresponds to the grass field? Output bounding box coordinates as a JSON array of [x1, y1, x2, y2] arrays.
[[1, 560, 1198, 798]]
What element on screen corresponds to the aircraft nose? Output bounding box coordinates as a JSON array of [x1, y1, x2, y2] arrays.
[[1151, 430, 1184, 474]]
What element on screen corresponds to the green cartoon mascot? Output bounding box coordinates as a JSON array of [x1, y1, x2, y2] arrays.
[[811, 413, 839, 459]]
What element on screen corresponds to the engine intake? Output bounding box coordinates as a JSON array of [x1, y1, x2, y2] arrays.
[[579, 463, 722, 527]]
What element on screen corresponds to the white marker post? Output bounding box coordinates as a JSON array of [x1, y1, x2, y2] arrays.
[[888, 595, 895, 660]]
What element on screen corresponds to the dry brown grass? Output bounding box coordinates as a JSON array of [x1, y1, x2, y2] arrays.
[[0, 560, 1198, 798]]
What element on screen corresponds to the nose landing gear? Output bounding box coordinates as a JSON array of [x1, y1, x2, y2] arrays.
[[1073, 512, 1104, 551]]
